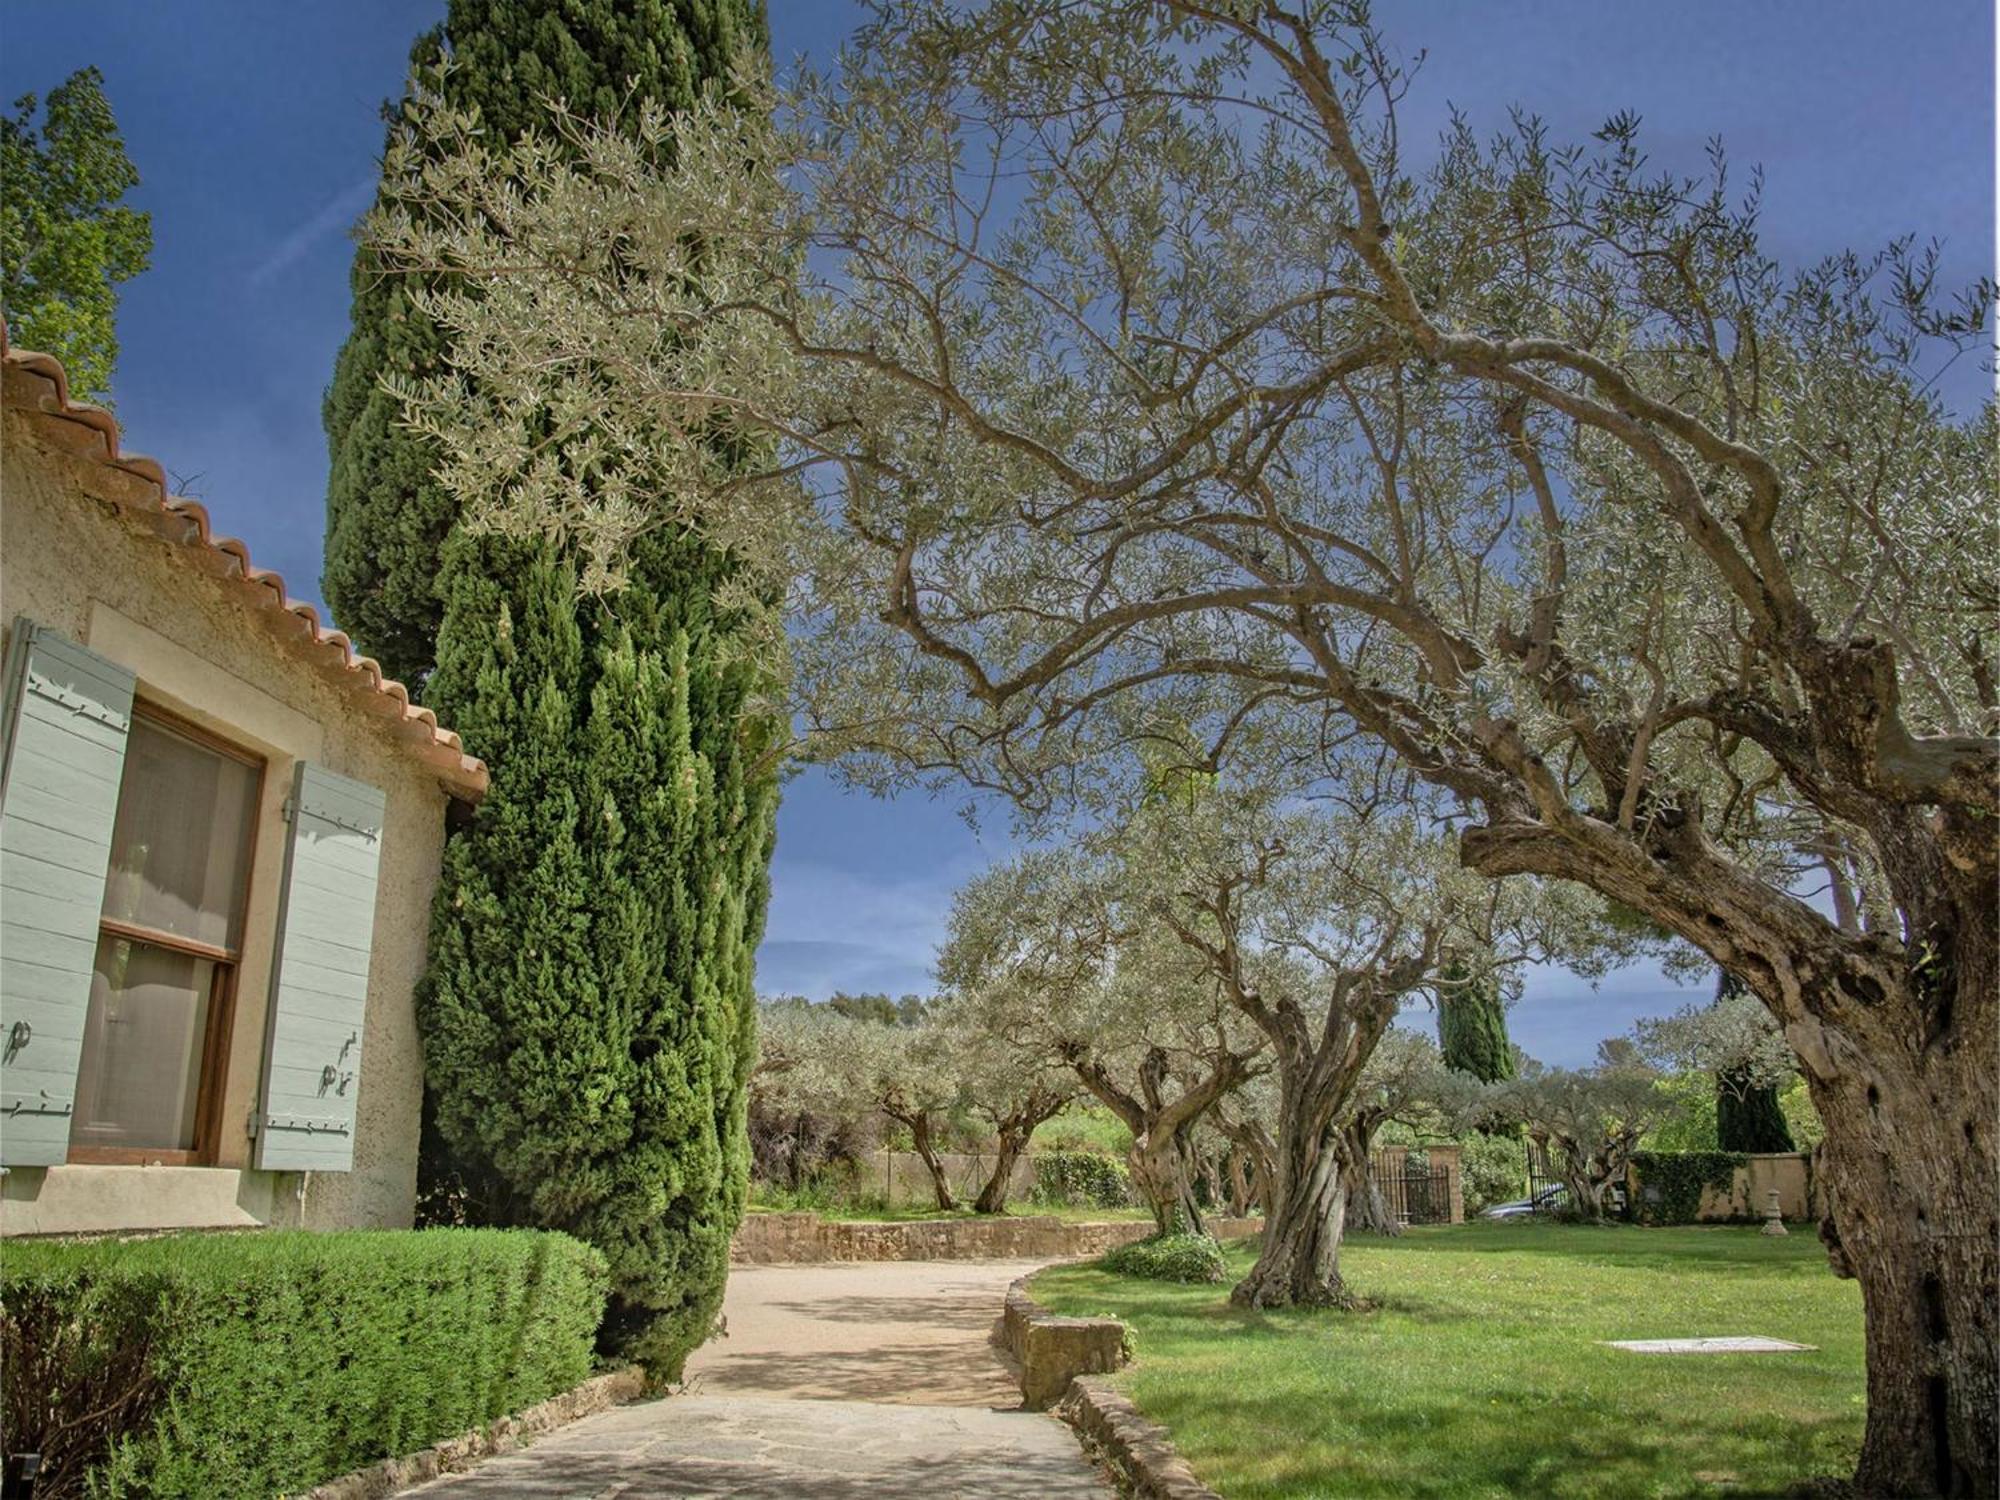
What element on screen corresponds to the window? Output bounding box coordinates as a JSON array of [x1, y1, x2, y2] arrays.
[[69, 709, 261, 1162]]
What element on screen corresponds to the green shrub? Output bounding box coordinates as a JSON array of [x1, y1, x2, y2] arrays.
[[1101, 1232, 1228, 1284], [1456, 1130, 1528, 1215], [1, 1228, 607, 1500], [1629, 1151, 1747, 1225], [1031, 1150, 1132, 1208], [1034, 1105, 1134, 1156]]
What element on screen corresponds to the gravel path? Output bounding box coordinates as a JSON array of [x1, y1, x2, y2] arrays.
[[405, 1259, 1110, 1498]]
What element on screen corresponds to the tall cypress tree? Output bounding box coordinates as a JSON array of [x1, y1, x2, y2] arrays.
[[328, 2, 778, 1380], [1713, 971, 1795, 1154], [1437, 963, 1517, 1084], [419, 526, 777, 1377]]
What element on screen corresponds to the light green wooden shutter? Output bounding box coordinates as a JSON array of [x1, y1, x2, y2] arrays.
[[253, 762, 385, 1172], [0, 620, 135, 1166]]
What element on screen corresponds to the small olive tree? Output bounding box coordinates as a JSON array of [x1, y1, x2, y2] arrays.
[[1500, 1064, 1676, 1221], [1337, 1028, 1480, 1236], [943, 860, 1266, 1235], [939, 1009, 1078, 1213]]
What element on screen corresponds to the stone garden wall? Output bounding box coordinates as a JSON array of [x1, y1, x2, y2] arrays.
[[731, 1211, 1264, 1264]]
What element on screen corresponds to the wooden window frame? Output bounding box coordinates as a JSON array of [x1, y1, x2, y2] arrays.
[[67, 703, 265, 1167]]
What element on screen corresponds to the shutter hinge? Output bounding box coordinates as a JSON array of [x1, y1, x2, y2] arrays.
[[280, 795, 295, 825], [25, 672, 128, 730], [2, 1089, 74, 1118], [297, 798, 379, 842]]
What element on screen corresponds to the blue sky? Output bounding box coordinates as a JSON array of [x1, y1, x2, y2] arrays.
[[3, 2, 1991, 1063]]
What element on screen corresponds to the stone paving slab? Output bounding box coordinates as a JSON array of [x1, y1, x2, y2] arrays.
[[401, 1395, 1109, 1498], [1602, 1335, 1817, 1354]]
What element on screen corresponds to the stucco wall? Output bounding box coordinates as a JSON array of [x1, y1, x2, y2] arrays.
[[1700, 1152, 1818, 1222], [0, 408, 453, 1235]]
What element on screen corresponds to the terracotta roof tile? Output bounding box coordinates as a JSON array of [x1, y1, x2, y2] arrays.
[[1, 337, 488, 799]]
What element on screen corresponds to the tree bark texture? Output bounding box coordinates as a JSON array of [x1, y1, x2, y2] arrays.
[[1227, 975, 1405, 1308], [897, 1111, 958, 1211], [973, 1129, 1027, 1215], [1232, 1113, 1353, 1308], [1340, 1120, 1402, 1237]]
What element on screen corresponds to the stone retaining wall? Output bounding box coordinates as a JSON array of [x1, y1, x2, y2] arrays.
[[997, 1277, 1220, 1497], [732, 1211, 1263, 1264], [1062, 1376, 1222, 1499], [997, 1273, 1130, 1411]]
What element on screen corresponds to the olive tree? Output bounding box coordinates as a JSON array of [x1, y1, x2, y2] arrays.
[[371, 3, 1996, 1484], [843, 1011, 965, 1210], [1338, 1027, 1478, 1236], [940, 1009, 1078, 1213], [752, 998, 964, 1208], [956, 771, 1614, 1306], [1209, 1072, 1278, 1219], [943, 855, 1266, 1234], [1500, 1062, 1675, 1222]]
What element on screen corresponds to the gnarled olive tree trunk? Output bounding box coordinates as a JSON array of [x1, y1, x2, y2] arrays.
[[1230, 984, 1404, 1309], [971, 1084, 1070, 1214], [1340, 1118, 1402, 1238], [1803, 979, 1995, 1499], [885, 1108, 957, 1211], [1061, 1043, 1254, 1237], [1129, 1127, 1207, 1236], [1234, 1112, 1351, 1307]]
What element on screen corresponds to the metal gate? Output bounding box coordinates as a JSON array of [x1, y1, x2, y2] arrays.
[[1374, 1153, 1454, 1226], [1526, 1139, 1564, 1208]]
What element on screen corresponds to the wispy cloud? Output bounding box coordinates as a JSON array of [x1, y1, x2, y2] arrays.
[[247, 175, 377, 289], [756, 852, 991, 1001]]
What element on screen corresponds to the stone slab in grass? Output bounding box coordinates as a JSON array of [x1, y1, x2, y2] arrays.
[[1602, 1336, 1817, 1355]]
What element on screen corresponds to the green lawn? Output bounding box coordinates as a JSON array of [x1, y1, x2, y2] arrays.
[[1032, 1222, 1864, 1500]]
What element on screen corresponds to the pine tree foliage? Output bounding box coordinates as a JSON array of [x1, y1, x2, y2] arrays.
[[419, 530, 777, 1377], [1, 67, 152, 403], [1436, 965, 1516, 1084], [321, 0, 768, 689]]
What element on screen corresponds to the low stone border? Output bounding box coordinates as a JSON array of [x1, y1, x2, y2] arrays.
[[1062, 1376, 1221, 1500], [296, 1366, 646, 1499], [998, 1271, 1219, 1496], [996, 1271, 1131, 1409], [734, 1210, 1263, 1264]]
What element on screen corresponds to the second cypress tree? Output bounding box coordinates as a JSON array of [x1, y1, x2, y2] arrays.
[[1437, 963, 1517, 1084]]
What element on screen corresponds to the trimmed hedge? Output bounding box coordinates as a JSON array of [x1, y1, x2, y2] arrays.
[[1032, 1150, 1132, 1208], [1101, 1232, 1228, 1284], [0, 1228, 607, 1500], [1629, 1151, 1747, 1225]]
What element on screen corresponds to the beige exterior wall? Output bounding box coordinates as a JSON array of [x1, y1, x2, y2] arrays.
[[0, 408, 455, 1236], [1699, 1152, 1819, 1223]]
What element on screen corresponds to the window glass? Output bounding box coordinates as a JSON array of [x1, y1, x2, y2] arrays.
[[101, 715, 259, 951], [71, 937, 215, 1151]]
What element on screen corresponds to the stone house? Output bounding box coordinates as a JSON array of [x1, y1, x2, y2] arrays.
[[0, 341, 487, 1236]]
